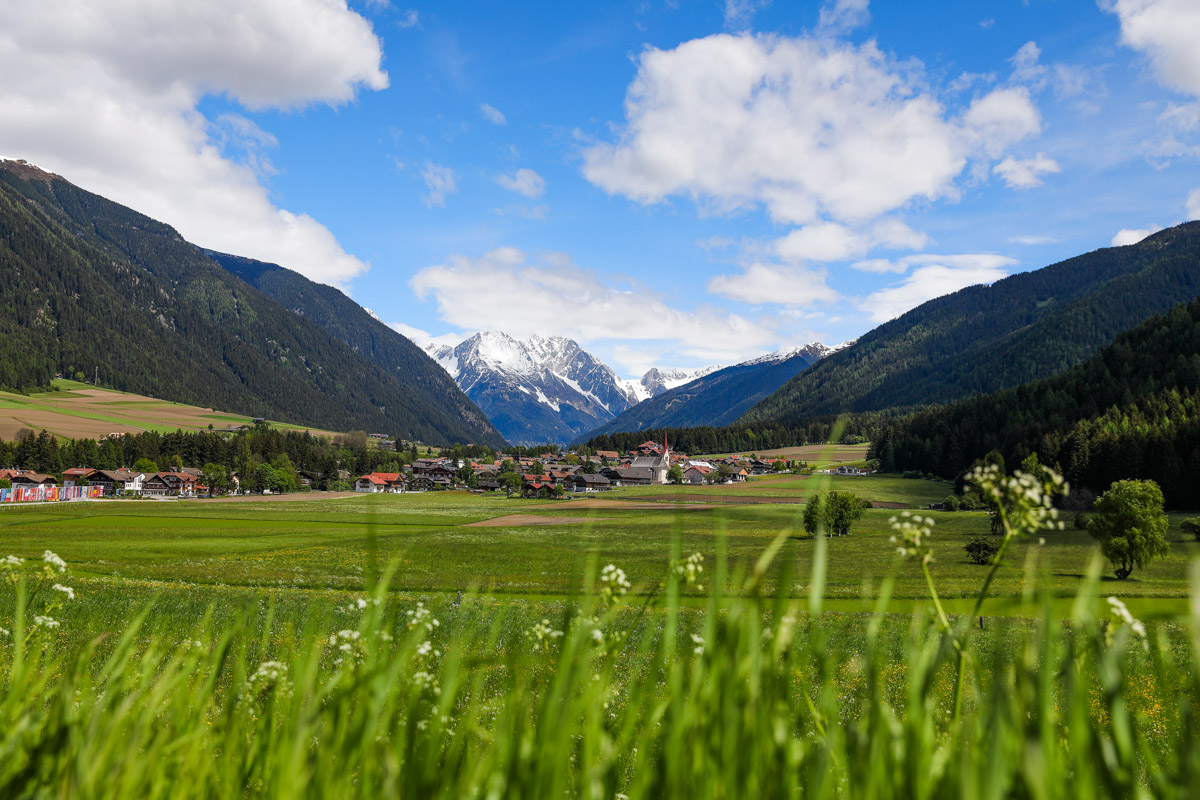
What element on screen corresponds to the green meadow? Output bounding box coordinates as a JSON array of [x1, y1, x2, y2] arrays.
[[2, 473, 1199, 797]]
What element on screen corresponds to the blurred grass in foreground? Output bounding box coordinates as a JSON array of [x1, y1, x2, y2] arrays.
[[1, 460, 1199, 798]]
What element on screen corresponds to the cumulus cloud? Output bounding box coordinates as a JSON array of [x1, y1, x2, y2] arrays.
[[1111, 226, 1162, 246], [860, 254, 1015, 322], [993, 153, 1061, 188], [497, 168, 546, 198], [772, 218, 930, 263], [479, 103, 507, 125], [707, 263, 838, 306], [0, 0, 387, 287], [410, 248, 778, 364], [422, 163, 458, 207], [583, 34, 1042, 227], [1105, 0, 1200, 98]]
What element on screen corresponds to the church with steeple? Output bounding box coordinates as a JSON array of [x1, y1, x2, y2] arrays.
[[630, 434, 671, 484]]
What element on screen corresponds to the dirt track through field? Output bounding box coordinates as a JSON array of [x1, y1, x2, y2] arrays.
[[465, 514, 614, 527]]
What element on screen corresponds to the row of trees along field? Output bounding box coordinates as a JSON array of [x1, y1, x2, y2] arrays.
[[583, 414, 880, 455], [871, 299, 1200, 508], [0, 424, 502, 492]]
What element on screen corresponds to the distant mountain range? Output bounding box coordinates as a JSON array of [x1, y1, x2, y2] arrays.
[[585, 343, 841, 439], [0, 159, 504, 447], [741, 222, 1200, 426], [426, 332, 840, 445]]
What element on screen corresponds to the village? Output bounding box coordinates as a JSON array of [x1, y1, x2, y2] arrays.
[[352, 439, 870, 498], [0, 437, 874, 503]]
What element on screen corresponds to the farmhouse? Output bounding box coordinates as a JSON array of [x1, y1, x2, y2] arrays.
[[141, 472, 198, 497], [355, 472, 403, 493], [88, 469, 145, 495], [569, 473, 611, 493]]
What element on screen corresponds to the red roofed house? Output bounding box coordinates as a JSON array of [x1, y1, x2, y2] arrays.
[[354, 472, 404, 493]]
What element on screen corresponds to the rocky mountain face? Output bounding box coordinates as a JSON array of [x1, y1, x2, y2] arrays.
[[427, 332, 655, 444]]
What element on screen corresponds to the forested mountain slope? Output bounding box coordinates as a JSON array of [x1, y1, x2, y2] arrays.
[[0, 159, 504, 447], [205, 250, 500, 444], [742, 223, 1200, 425], [873, 298, 1200, 507], [583, 345, 830, 439]]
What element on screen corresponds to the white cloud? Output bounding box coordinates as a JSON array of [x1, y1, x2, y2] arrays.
[[479, 103, 507, 125], [388, 322, 464, 351], [497, 168, 546, 198], [1105, 0, 1200, 98], [410, 248, 779, 362], [817, 0, 870, 36], [724, 0, 771, 30], [775, 222, 869, 262], [707, 263, 837, 306], [1111, 226, 1162, 246], [861, 255, 1014, 323], [397, 9, 420, 28], [993, 153, 1061, 188], [0, 0, 387, 288], [422, 163, 458, 207], [1008, 234, 1059, 245], [583, 34, 1042, 227], [773, 218, 928, 263], [1188, 187, 1200, 219]]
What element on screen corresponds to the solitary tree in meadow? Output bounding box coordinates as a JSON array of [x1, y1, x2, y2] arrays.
[[1087, 479, 1170, 580]]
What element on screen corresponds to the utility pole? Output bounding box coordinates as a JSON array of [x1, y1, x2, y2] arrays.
[[94, 366, 98, 386]]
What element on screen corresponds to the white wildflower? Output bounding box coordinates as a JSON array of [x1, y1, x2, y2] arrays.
[[33, 615, 59, 629], [52, 583, 75, 601], [417, 640, 433, 657], [690, 633, 704, 655], [42, 551, 67, 573], [526, 618, 564, 652], [405, 602, 439, 632], [889, 511, 935, 563], [2, 555, 22, 567]]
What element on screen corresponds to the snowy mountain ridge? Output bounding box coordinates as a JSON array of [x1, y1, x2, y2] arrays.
[[423, 331, 839, 445]]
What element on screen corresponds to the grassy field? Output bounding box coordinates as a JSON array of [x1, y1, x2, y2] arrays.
[[1, 467, 1198, 797], [2, 470, 1198, 796], [0, 379, 342, 440], [1, 475, 1195, 609]]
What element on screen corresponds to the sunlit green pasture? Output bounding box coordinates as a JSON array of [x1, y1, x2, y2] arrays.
[[1, 479, 1196, 607]]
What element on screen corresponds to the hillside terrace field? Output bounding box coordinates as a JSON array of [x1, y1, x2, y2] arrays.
[[0, 379, 342, 440], [1, 475, 1195, 615]]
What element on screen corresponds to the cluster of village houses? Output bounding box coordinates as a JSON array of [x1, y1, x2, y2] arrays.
[[0, 466, 226, 498], [354, 440, 795, 497], [1, 439, 874, 503]]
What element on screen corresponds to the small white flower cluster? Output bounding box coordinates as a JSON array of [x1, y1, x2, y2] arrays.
[[1107, 596, 1147, 641], [968, 464, 1067, 536], [690, 633, 704, 655], [2, 554, 24, 587], [342, 597, 380, 613], [33, 615, 60, 629], [246, 660, 292, 699], [526, 618, 564, 653], [329, 629, 365, 667], [889, 512, 936, 563], [405, 602, 440, 633], [52, 583, 75, 601], [674, 552, 705, 589], [599, 564, 631, 603], [2, 555, 22, 568], [43, 551, 67, 573]]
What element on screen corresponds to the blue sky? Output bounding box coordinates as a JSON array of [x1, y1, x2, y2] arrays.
[[3, 0, 1200, 377]]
